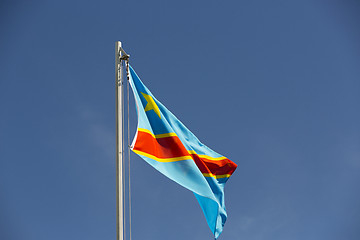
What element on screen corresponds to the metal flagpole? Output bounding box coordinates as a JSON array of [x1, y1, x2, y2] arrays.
[[115, 41, 129, 240], [115, 41, 124, 240]]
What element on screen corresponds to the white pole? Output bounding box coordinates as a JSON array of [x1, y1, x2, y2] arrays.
[[115, 41, 124, 240]]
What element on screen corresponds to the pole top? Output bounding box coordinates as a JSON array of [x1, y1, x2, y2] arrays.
[[116, 41, 130, 60]]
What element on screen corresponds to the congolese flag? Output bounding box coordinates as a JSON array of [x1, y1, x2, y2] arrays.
[[129, 65, 237, 239]]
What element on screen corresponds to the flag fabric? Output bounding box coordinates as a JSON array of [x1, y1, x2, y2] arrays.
[[129, 65, 237, 239]]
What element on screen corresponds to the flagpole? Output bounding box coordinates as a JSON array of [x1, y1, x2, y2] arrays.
[[115, 41, 124, 240]]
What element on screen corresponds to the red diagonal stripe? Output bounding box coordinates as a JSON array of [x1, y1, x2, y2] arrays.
[[133, 131, 189, 159], [191, 154, 237, 177], [133, 130, 237, 177]]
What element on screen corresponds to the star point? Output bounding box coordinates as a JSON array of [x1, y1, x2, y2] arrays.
[[141, 92, 161, 118]]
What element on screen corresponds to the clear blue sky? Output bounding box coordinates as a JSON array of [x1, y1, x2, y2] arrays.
[[1, 0, 359, 240]]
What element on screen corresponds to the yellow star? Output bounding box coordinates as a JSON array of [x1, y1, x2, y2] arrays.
[[141, 92, 161, 119]]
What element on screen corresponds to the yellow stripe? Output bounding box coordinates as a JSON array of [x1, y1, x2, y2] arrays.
[[137, 128, 153, 136], [198, 154, 228, 161], [132, 149, 192, 163], [203, 173, 231, 179], [187, 150, 197, 155], [155, 132, 177, 138], [138, 128, 177, 139], [187, 150, 228, 161]]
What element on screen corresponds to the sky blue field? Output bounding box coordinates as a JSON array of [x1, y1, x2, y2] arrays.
[[1, 1, 359, 240]]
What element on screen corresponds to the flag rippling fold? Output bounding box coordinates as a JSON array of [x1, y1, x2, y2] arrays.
[[129, 65, 237, 239]]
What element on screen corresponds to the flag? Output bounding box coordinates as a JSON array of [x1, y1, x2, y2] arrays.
[[129, 65, 237, 239]]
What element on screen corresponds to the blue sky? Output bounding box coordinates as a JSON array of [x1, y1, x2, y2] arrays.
[[1, 0, 359, 240]]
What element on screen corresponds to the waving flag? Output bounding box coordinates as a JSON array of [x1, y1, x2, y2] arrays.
[[129, 65, 237, 239]]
